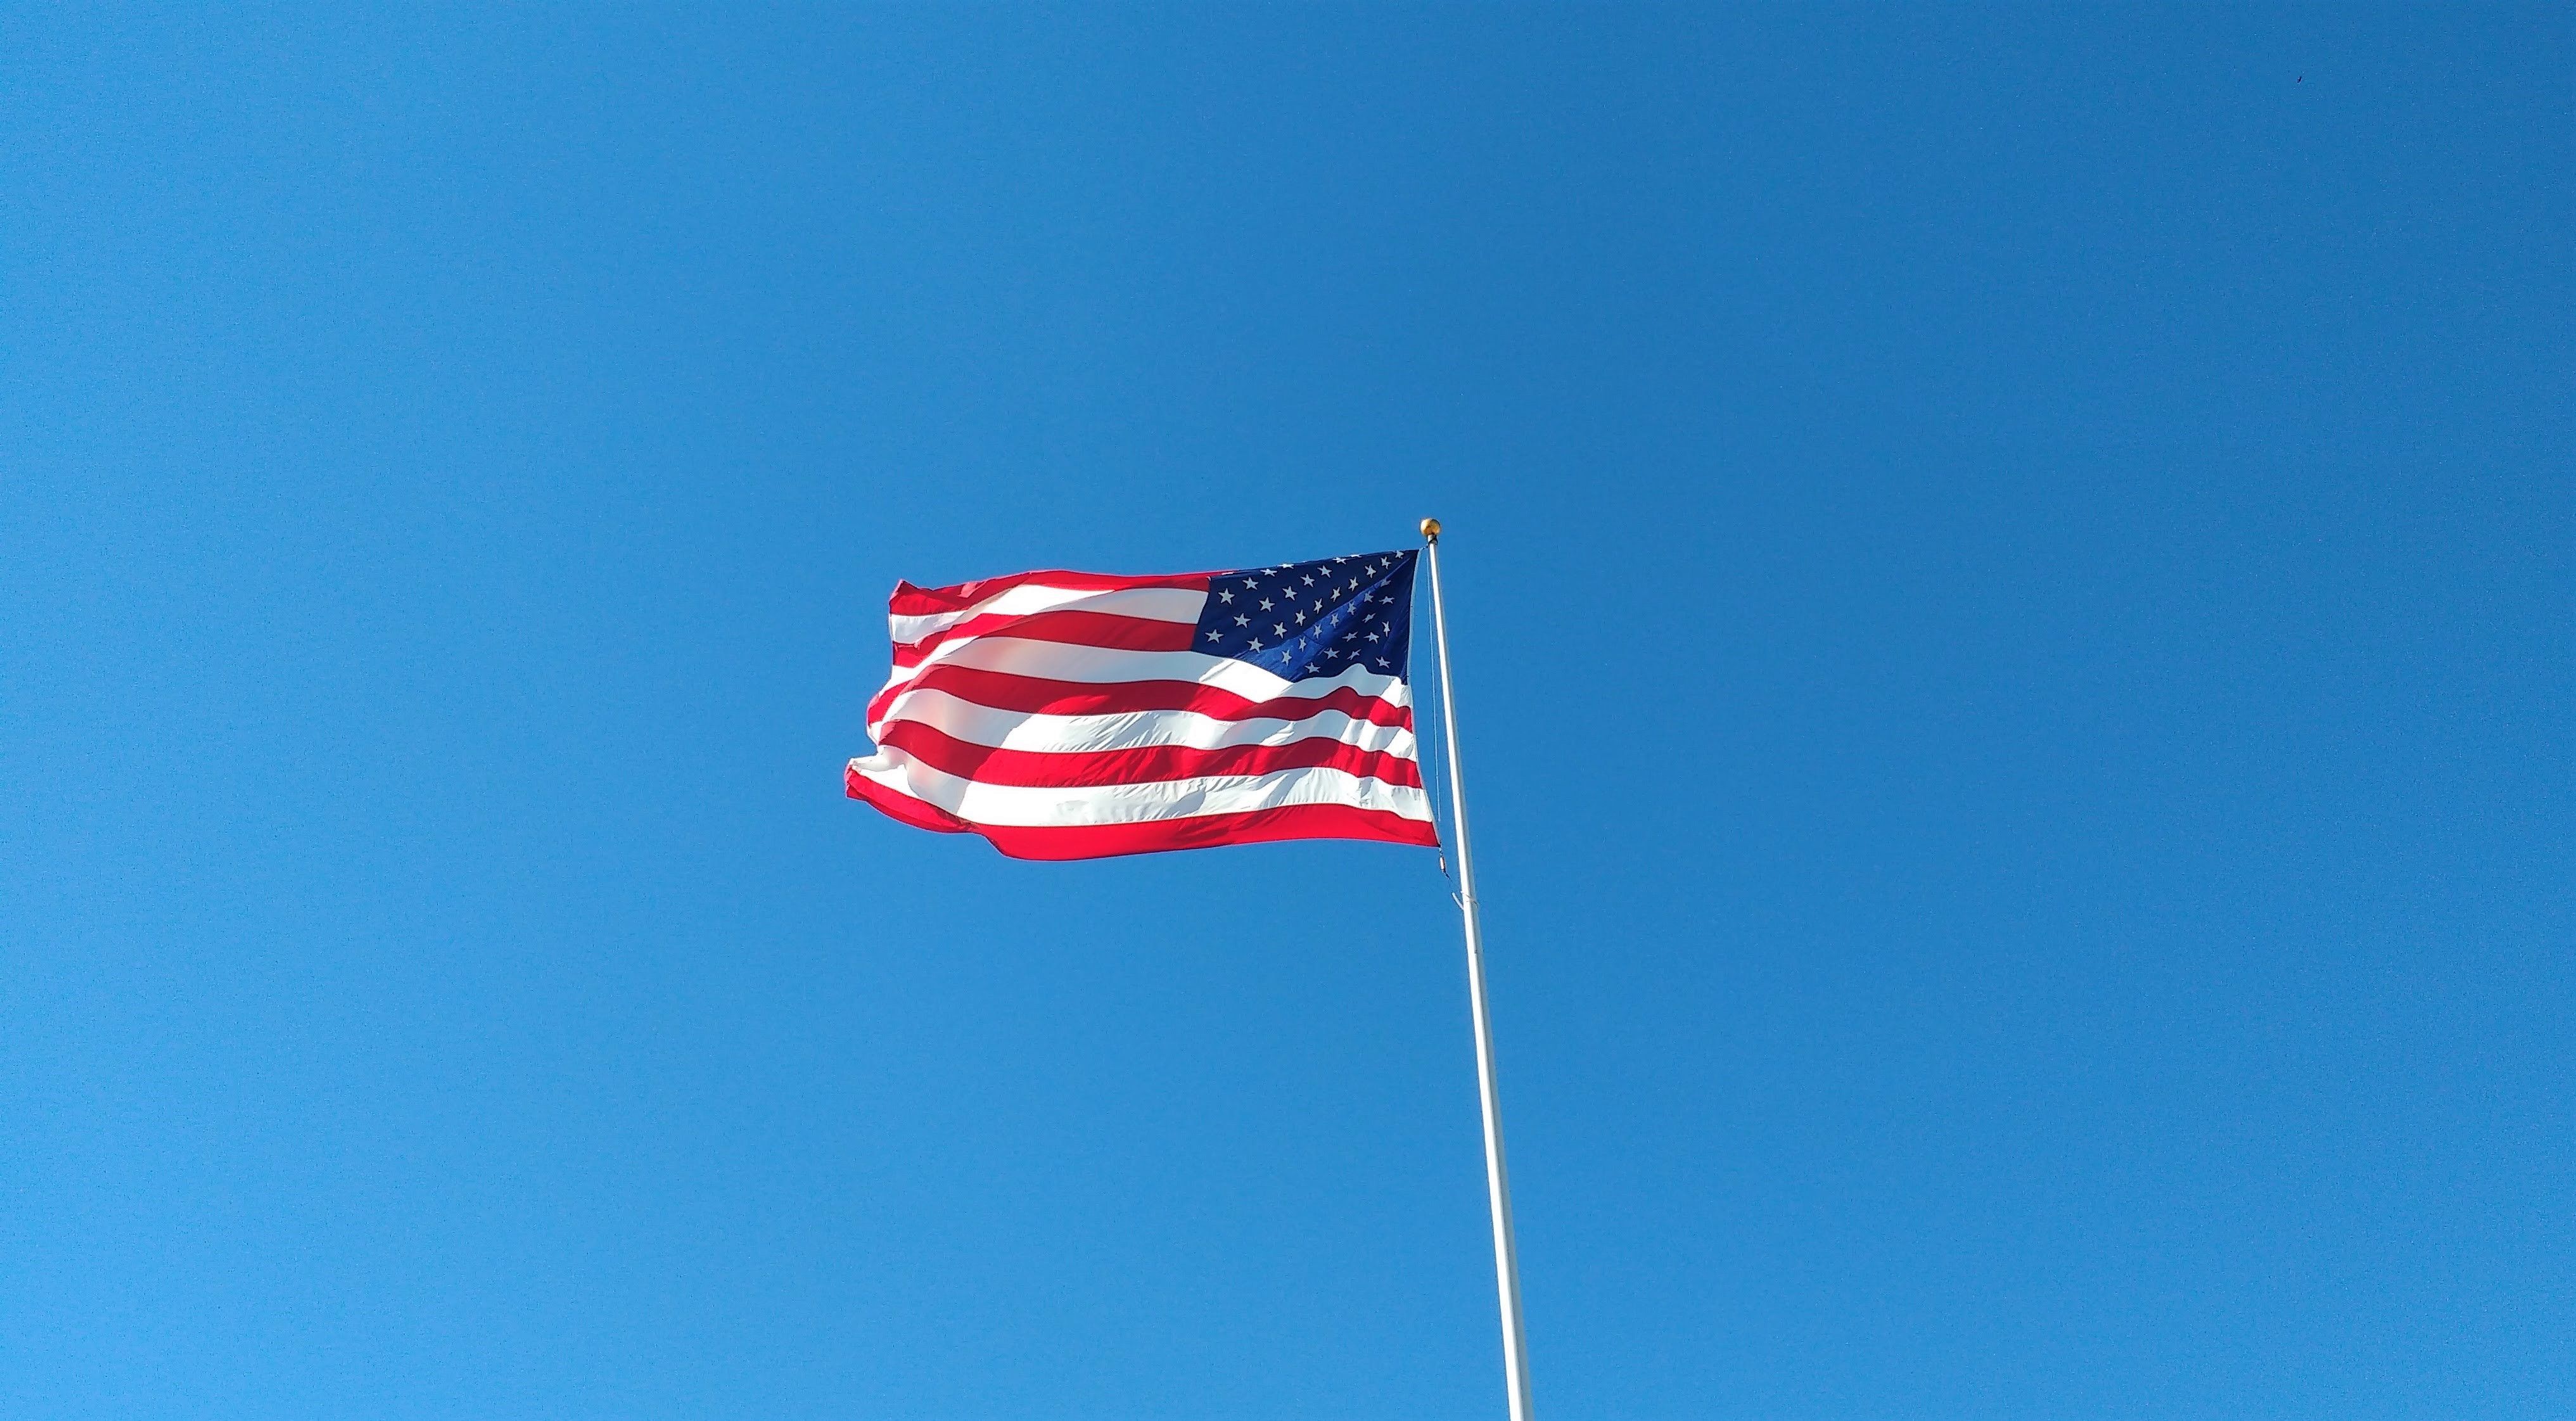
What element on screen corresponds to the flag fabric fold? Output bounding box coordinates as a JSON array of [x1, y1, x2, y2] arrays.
[[846, 550, 1439, 860]]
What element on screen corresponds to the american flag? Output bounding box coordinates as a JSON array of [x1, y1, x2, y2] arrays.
[[845, 550, 1438, 860]]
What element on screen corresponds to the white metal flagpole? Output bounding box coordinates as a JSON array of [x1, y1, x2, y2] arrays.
[[1419, 517, 1535, 1421]]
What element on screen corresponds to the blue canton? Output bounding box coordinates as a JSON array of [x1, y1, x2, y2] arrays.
[[1192, 549, 1417, 684]]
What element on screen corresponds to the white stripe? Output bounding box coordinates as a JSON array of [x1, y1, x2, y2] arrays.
[[878, 637, 1408, 710], [848, 749, 1434, 827], [874, 685, 1420, 758], [888, 584, 1206, 646]]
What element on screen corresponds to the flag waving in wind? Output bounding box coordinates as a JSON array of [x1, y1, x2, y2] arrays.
[[846, 551, 1439, 860]]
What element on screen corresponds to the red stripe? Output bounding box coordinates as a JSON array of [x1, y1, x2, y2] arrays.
[[845, 766, 1439, 860], [869, 665, 1415, 734], [871, 720, 1423, 791], [892, 609, 1196, 669], [889, 570, 1210, 618], [842, 767, 976, 837]]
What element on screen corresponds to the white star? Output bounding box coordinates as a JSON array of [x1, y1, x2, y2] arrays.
[[1375, 656, 1391, 668], [1294, 611, 1306, 624], [1273, 623, 1286, 636], [1302, 574, 1315, 586], [1336, 555, 1350, 563], [1234, 615, 1249, 627], [1217, 589, 1233, 603], [1240, 577, 1258, 587], [1258, 597, 1273, 611], [1205, 630, 1223, 642], [1365, 630, 1379, 642], [1248, 638, 1264, 650], [1311, 599, 1323, 612]]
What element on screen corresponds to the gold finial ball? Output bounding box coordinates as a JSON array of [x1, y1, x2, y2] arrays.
[[1420, 518, 1442, 541]]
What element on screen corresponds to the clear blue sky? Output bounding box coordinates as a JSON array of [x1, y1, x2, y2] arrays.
[[5, 6, 2568, 1418]]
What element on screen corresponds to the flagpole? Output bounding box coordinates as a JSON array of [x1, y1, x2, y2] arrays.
[[1420, 518, 1535, 1421]]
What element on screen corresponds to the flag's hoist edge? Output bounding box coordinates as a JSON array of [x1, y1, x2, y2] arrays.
[[846, 550, 1439, 860]]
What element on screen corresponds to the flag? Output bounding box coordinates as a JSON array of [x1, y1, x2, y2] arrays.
[[846, 549, 1439, 860]]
